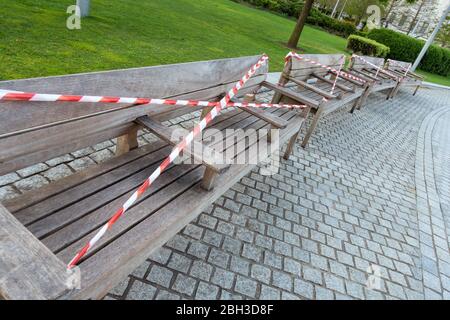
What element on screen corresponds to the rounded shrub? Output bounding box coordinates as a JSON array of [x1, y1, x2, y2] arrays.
[[347, 35, 390, 58], [367, 28, 450, 76]]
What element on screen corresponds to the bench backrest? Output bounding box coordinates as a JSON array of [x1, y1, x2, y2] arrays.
[[350, 55, 385, 70], [385, 59, 411, 71], [0, 55, 267, 175], [288, 54, 345, 81]]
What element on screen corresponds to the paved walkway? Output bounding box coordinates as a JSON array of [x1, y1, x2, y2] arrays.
[[1, 86, 449, 300]]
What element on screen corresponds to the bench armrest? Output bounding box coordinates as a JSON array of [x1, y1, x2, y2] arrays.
[[136, 116, 229, 173], [261, 81, 320, 108], [287, 77, 341, 99]]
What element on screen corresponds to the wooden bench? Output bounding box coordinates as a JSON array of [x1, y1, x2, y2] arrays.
[[348, 55, 399, 104], [270, 54, 371, 148], [0, 55, 309, 299], [385, 58, 423, 97]]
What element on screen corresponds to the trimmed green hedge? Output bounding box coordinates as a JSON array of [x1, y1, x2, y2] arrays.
[[233, 1, 359, 38], [231, 0, 303, 17], [306, 8, 357, 38], [347, 35, 390, 58], [368, 28, 450, 76]]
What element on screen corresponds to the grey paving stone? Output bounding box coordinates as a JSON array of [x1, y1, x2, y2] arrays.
[[208, 248, 230, 269], [294, 279, 314, 299], [195, 282, 219, 300], [324, 274, 346, 294], [260, 285, 281, 300], [90, 149, 114, 163], [230, 256, 250, 275], [183, 224, 204, 240], [109, 278, 130, 297], [264, 252, 283, 269], [126, 280, 157, 300], [283, 257, 302, 276], [149, 247, 172, 265], [41, 164, 73, 181], [131, 261, 150, 279], [272, 271, 293, 291], [345, 280, 365, 300], [17, 163, 48, 178], [172, 274, 197, 296], [155, 290, 181, 300], [303, 266, 323, 285], [0, 185, 19, 201], [14, 174, 48, 192], [187, 241, 209, 260], [46, 154, 74, 167], [212, 268, 235, 289], [190, 261, 213, 282], [234, 275, 257, 298], [147, 265, 173, 287], [68, 157, 96, 171], [315, 286, 335, 300], [242, 244, 263, 262], [250, 264, 271, 284], [167, 252, 192, 273], [0, 172, 20, 186]]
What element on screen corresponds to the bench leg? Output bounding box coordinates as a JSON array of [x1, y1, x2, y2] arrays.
[[389, 82, 401, 99], [116, 126, 139, 156], [413, 85, 420, 96], [201, 167, 218, 191], [301, 109, 322, 149], [283, 128, 300, 160]]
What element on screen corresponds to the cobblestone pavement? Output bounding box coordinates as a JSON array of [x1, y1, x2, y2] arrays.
[[1, 86, 450, 300]]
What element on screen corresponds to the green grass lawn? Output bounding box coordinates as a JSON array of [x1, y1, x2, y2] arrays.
[[1, 0, 449, 87], [415, 70, 450, 87], [0, 0, 348, 79]]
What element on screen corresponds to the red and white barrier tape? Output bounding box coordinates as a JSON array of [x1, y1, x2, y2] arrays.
[[330, 55, 345, 96], [0, 91, 305, 110], [67, 54, 298, 268], [284, 52, 367, 84], [387, 59, 412, 78], [352, 54, 398, 80]]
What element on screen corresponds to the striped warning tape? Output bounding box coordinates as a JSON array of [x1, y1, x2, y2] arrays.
[[284, 52, 367, 84], [66, 54, 304, 268], [386, 59, 412, 78], [0, 91, 306, 110], [352, 54, 399, 80]]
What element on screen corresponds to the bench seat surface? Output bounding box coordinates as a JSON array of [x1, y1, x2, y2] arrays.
[[3, 106, 304, 299]]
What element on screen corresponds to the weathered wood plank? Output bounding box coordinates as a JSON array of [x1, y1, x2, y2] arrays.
[[0, 203, 72, 300]]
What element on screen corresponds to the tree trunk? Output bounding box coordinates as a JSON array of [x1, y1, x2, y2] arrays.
[[287, 0, 315, 49], [407, 0, 425, 34], [384, 0, 397, 27]]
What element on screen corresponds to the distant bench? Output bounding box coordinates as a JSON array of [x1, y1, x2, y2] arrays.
[[0, 55, 309, 299], [269, 54, 372, 147]]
